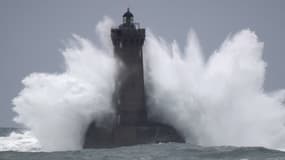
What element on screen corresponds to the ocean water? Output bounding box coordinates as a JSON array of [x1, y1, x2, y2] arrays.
[[1, 128, 285, 160]]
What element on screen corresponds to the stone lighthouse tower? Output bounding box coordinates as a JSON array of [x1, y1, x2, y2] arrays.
[[84, 9, 184, 148], [111, 8, 147, 126]]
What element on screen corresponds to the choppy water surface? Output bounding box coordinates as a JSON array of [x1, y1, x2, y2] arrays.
[[1, 128, 285, 160], [1, 143, 285, 160]]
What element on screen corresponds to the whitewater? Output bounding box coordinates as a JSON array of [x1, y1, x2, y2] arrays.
[[1, 17, 285, 154]]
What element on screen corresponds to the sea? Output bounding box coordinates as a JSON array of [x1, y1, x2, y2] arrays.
[[1, 128, 285, 160]]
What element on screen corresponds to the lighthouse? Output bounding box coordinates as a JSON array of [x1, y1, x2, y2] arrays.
[[111, 8, 147, 126], [84, 9, 184, 148]]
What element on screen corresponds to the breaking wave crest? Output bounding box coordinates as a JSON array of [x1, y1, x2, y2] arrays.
[[0, 130, 40, 152]]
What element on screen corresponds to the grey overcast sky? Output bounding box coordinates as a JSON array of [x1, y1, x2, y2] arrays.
[[0, 0, 284, 127]]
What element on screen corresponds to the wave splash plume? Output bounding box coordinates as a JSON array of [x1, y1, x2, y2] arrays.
[[11, 17, 118, 151], [145, 29, 285, 149]]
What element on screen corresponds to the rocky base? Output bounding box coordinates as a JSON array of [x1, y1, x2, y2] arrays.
[[84, 122, 185, 148]]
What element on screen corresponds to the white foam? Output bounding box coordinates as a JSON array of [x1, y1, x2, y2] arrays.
[[0, 131, 41, 152]]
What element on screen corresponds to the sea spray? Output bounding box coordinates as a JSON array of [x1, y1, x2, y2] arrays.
[[12, 17, 118, 151], [144, 29, 285, 149]]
